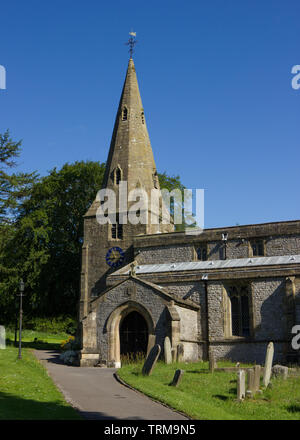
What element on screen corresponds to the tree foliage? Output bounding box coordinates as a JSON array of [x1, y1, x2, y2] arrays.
[[0, 131, 37, 321]]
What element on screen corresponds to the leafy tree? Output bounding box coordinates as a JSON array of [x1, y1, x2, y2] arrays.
[[8, 161, 106, 318], [0, 130, 37, 223], [0, 131, 37, 322]]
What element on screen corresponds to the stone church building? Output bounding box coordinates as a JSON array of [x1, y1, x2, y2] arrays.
[[79, 57, 300, 367]]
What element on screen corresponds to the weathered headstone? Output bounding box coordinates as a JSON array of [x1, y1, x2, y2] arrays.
[[146, 334, 155, 357], [142, 344, 161, 376], [164, 336, 172, 364], [209, 351, 217, 372], [253, 365, 261, 392], [237, 370, 246, 401], [171, 347, 177, 363], [263, 342, 274, 387], [177, 343, 184, 362], [0, 326, 5, 350], [247, 369, 255, 394], [272, 364, 288, 380], [170, 369, 184, 387]]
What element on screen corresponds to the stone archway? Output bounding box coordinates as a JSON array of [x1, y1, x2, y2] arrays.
[[106, 301, 155, 368]]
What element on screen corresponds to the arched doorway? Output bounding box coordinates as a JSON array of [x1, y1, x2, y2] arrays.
[[119, 311, 148, 359], [106, 301, 155, 367]]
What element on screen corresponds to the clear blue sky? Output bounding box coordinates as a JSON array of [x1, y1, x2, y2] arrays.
[[1, 0, 299, 228]]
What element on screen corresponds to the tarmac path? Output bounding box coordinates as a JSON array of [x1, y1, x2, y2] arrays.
[[34, 350, 188, 420]]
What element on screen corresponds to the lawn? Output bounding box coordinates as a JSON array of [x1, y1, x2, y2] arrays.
[[5, 329, 70, 350], [0, 332, 81, 419], [118, 360, 300, 420]]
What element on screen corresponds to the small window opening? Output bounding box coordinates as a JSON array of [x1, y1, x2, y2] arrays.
[[122, 107, 128, 121], [196, 246, 207, 261], [112, 214, 123, 240], [116, 168, 121, 185]]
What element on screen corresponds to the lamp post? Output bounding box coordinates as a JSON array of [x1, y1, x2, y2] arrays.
[[222, 232, 228, 260], [18, 279, 25, 359]]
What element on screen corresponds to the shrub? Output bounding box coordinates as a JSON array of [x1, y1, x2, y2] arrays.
[[61, 335, 80, 351], [22, 316, 77, 335]]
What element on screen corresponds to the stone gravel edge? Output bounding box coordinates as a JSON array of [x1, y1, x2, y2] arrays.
[[113, 372, 191, 420]]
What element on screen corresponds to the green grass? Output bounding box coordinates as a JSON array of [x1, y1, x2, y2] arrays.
[[118, 360, 300, 420], [5, 329, 70, 350], [0, 333, 82, 420]]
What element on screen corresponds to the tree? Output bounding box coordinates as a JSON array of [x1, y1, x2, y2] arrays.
[[8, 161, 106, 318], [0, 130, 37, 223], [0, 131, 37, 322]]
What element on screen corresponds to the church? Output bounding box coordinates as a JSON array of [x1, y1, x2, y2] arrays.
[[78, 55, 300, 368]]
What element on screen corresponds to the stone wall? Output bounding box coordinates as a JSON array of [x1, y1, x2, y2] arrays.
[[252, 278, 286, 340], [136, 243, 193, 264], [163, 281, 206, 342], [207, 282, 224, 340], [210, 341, 286, 364], [266, 235, 300, 256], [135, 231, 300, 266]]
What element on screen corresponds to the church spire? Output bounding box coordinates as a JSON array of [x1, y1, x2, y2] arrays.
[[101, 56, 157, 196], [86, 55, 173, 233]]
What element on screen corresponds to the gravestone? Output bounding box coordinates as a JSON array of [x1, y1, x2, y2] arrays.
[[209, 351, 217, 372], [237, 370, 246, 401], [146, 334, 155, 357], [164, 336, 172, 364], [247, 369, 255, 394], [171, 348, 177, 363], [170, 369, 184, 387], [177, 343, 184, 362], [142, 344, 161, 376], [272, 364, 288, 380], [0, 326, 5, 349], [263, 342, 274, 387], [253, 365, 261, 392]]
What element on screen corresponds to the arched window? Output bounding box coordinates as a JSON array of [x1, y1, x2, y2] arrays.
[[196, 245, 207, 261], [228, 285, 250, 337], [153, 171, 159, 189], [115, 167, 122, 185], [141, 111, 145, 124], [111, 214, 123, 240], [122, 107, 128, 121]]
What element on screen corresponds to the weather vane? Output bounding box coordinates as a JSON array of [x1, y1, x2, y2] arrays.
[[126, 31, 137, 58]]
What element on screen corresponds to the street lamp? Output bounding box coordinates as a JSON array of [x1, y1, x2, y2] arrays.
[[18, 279, 25, 359]]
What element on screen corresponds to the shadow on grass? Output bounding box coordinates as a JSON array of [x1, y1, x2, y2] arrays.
[[213, 394, 230, 401], [185, 369, 210, 374], [0, 390, 81, 420], [287, 405, 300, 413], [228, 387, 237, 395], [6, 338, 61, 350], [0, 390, 142, 420]]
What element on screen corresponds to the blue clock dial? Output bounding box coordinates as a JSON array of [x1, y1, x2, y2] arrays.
[[106, 246, 125, 268]]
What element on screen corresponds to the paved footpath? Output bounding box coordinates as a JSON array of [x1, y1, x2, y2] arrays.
[[34, 350, 188, 420]]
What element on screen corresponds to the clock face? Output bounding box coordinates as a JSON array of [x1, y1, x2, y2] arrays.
[[106, 246, 125, 268]]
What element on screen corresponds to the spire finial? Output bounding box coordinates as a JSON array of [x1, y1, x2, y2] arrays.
[[126, 31, 137, 58]]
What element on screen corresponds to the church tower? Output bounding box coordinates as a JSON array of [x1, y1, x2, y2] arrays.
[[79, 56, 174, 321]]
